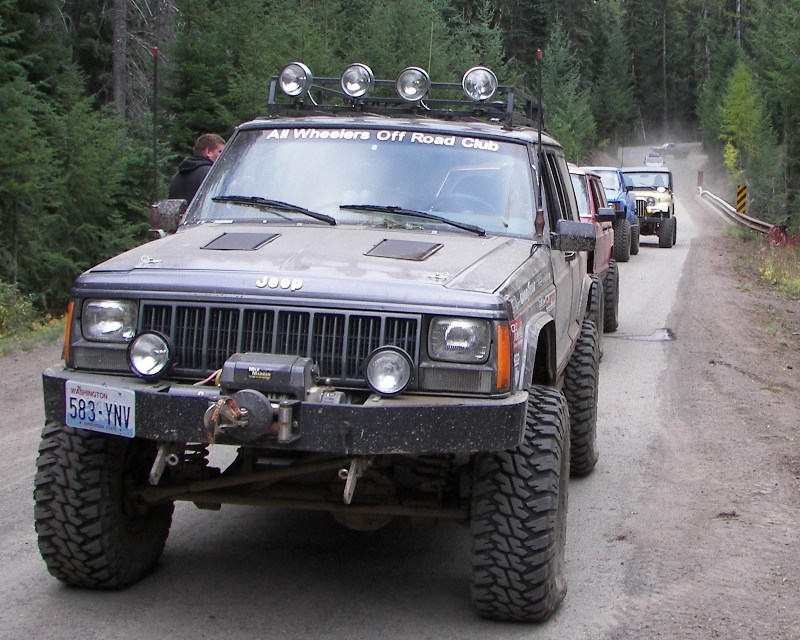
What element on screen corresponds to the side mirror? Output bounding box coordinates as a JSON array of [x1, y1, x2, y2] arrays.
[[551, 219, 595, 252], [149, 199, 188, 237], [596, 206, 616, 223]]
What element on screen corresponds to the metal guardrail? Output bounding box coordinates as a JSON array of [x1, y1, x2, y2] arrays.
[[697, 187, 773, 234]]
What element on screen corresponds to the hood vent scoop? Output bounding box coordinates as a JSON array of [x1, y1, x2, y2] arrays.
[[202, 232, 279, 251], [365, 239, 443, 261]]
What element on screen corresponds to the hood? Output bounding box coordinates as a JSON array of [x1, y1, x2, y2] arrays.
[[82, 224, 535, 308]]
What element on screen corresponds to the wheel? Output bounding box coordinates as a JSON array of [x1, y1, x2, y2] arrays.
[[34, 423, 174, 588], [587, 274, 605, 358], [603, 259, 619, 333], [613, 219, 631, 262], [672, 216, 677, 245], [658, 217, 676, 248], [470, 385, 570, 622], [430, 193, 496, 213], [563, 319, 600, 476], [630, 222, 640, 255]]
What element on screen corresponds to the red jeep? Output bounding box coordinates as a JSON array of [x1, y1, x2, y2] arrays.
[[569, 164, 619, 333]]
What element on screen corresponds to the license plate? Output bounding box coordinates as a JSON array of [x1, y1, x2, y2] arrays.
[[65, 381, 135, 438]]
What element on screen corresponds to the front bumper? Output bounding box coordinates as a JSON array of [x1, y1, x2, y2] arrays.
[[43, 366, 528, 455]]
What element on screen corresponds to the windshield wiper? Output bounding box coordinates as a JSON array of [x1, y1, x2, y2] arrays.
[[340, 204, 485, 236], [213, 195, 336, 225]]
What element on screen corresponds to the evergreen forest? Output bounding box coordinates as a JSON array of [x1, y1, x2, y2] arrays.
[[1, 0, 798, 313]]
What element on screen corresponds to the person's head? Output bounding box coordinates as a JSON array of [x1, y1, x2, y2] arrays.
[[193, 133, 225, 162]]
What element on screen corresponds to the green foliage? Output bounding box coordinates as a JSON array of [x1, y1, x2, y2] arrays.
[[719, 60, 783, 220], [0, 37, 60, 290], [748, 0, 800, 228], [539, 17, 596, 162], [696, 40, 740, 150], [29, 67, 149, 310], [496, 0, 549, 79], [589, 4, 635, 147], [0, 280, 38, 336]]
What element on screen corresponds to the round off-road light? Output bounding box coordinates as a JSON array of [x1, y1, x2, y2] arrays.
[[365, 347, 413, 396], [128, 331, 175, 379], [396, 67, 430, 102], [341, 63, 374, 98], [462, 66, 497, 101], [279, 62, 313, 97]]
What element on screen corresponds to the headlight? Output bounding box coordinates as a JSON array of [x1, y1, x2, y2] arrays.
[[428, 318, 491, 363], [128, 332, 175, 379], [396, 66, 430, 102], [341, 63, 374, 98], [365, 347, 413, 396], [82, 300, 136, 342], [462, 66, 497, 101], [646, 196, 656, 206], [279, 62, 313, 97]]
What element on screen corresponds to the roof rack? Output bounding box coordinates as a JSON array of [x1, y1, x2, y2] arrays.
[[266, 68, 545, 129]]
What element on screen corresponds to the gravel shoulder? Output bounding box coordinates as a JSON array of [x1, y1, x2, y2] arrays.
[[606, 189, 800, 638]]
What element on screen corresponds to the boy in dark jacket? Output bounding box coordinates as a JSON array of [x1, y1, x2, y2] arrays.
[[168, 133, 226, 202]]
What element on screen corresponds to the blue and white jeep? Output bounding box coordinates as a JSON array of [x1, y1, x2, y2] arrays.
[[584, 166, 640, 262]]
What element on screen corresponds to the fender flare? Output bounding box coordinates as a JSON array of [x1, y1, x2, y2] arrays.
[[518, 311, 557, 389], [577, 273, 595, 324]]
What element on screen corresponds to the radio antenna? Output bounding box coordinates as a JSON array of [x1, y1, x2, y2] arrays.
[[534, 48, 545, 238]]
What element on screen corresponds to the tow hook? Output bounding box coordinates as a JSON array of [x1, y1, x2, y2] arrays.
[[149, 442, 182, 485], [338, 457, 371, 505]]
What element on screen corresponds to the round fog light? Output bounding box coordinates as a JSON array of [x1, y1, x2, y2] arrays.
[[128, 332, 174, 379], [462, 66, 497, 101], [365, 347, 413, 396], [396, 67, 430, 102], [341, 63, 374, 98], [279, 62, 313, 97]]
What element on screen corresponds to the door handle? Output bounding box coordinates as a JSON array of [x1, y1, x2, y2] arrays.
[[564, 251, 577, 262]]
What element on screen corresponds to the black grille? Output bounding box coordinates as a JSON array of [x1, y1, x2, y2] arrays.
[[140, 303, 419, 384], [635, 198, 648, 217]]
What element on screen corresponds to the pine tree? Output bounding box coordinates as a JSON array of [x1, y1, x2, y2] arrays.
[[748, 0, 800, 226], [719, 60, 782, 219], [539, 17, 596, 162], [589, 4, 635, 150]]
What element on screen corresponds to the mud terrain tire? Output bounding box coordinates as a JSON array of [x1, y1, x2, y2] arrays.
[[563, 319, 600, 476], [613, 219, 631, 262], [587, 274, 605, 356], [34, 423, 174, 588], [630, 223, 640, 255], [603, 260, 619, 333], [470, 385, 570, 622], [658, 216, 676, 248]]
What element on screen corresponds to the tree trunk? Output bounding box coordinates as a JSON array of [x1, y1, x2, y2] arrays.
[[112, 0, 127, 116]]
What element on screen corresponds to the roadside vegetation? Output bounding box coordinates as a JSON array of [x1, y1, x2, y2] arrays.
[[728, 226, 800, 300], [0, 282, 63, 355]]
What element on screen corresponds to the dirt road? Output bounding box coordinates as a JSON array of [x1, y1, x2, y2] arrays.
[[0, 151, 798, 638]]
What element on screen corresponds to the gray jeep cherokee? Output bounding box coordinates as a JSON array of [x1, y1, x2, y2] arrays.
[[35, 62, 601, 622]]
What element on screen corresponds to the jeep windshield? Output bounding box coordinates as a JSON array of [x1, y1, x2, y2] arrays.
[[593, 169, 622, 192], [184, 126, 536, 236], [623, 170, 672, 190]]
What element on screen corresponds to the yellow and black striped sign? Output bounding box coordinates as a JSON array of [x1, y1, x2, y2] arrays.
[[736, 185, 747, 214]]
